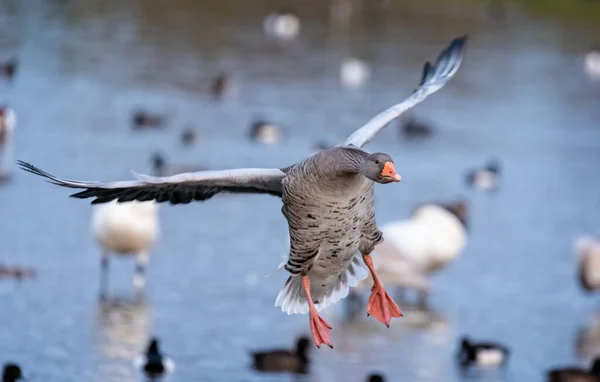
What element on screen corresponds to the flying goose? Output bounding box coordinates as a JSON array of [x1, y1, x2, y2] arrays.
[[17, 36, 468, 348]]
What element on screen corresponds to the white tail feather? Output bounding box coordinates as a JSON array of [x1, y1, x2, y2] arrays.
[[274, 255, 369, 315]]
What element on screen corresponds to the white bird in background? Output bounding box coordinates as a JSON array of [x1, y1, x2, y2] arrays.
[[351, 200, 468, 308], [264, 9, 300, 42], [340, 58, 371, 89], [0, 106, 16, 183], [92, 199, 159, 298], [584, 50, 600, 80], [575, 235, 600, 292], [465, 158, 501, 192]]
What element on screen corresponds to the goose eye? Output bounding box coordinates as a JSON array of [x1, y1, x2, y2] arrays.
[[375, 160, 380, 165]]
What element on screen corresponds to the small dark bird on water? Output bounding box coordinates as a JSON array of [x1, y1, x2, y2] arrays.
[[150, 152, 204, 177], [132, 110, 165, 130], [0, 265, 36, 280], [465, 158, 501, 191], [250, 336, 311, 374], [400, 117, 433, 139], [134, 338, 174, 379], [2, 363, 23, 382], [0, 60, 17, 81], [547, 357, 600, 382], [457, 337, 509, 369], [181, 128, 198, 146], [367, 373, 386, 382], [210, 73, 234, 99]]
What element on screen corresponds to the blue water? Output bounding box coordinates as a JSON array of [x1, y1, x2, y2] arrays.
[[1, 0, 599, 381]]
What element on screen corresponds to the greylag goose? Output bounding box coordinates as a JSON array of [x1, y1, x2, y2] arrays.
[[0, 106, 16, 183], [547, 358, 600, 382], [17, 36, 468, 348], [2, 363, 23, 382], [457, 337, 509, 369], [134, 338, 174, 378], [250, 335, 311, 374], [466, 159, 501, 191], [575, 235, 600, 292], [352, 199, 468, 307]]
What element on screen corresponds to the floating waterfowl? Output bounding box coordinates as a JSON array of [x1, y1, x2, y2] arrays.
[[0, 59, 17, 81], [2, 363, 23, 382], [575, 235, 600, 292], [132, 110, 165, 130], [151, 152, 205, 177], [0, 265, 36, 280], [353, 200, 468, 307], [250, 336, 311, 374], [249, 119, 283, 145], [17, 36, 468, 348], [211, 73, 235, 99], [465, 159, 501, 191], [400, 117, 433, 139], [547, 357, 600, 382], [340, 58, 370, 89], [0, 106, 16, 183], [367, 373, 385, 382], [134, 338, 175, 379], [92, 199, 159, 297], [180, 128, 198, 146], [264, 8, 301, 41], [457, 337, 510, 369]]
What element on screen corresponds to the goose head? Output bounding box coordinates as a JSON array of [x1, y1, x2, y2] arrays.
[[2, 363, 23, 382], [360, 153, 401, 184]]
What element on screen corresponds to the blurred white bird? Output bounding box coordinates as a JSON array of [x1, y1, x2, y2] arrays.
[[92, 200, 159, 298], [264, 9, 300, 41], [584, 50, 600, 80], [340, 58, 370, 89], [0, 106, 16, 183], [465, 159, 501, 191], [351, 201, 468, 308], [575, 235, 600, 292], [249, 119, 283, 145]]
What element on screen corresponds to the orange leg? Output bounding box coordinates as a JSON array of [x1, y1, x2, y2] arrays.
[[302, 275, 333, 349], [362, 253, 403, 327]]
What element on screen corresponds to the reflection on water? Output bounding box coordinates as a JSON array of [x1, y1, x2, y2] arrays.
[[576, 311, 600, 360], [93, 296, 150, 382]]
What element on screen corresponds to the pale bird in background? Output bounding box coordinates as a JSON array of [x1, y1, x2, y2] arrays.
[[264, 9, 300, 42], [575, 235, 600, 292], [92, 200, 159, 297], [584, 50, 600, 80], [340, 58, 371, 89], [249, 119, 283, 145], [352, 201, 468, 307], [0, 106, 16, 183]]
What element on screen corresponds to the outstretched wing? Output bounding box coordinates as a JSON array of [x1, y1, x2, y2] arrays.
[[343, 35, 468, 148], [18, 160, 286, 205]]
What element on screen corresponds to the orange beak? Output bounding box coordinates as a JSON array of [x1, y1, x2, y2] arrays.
[[381, 162, 401, 182]]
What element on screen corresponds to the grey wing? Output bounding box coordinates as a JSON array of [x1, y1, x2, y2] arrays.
[[343, 35, 467, 149], [18, 160, 286, 204]]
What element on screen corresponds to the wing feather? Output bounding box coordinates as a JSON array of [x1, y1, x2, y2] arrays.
[[343, 35, 468, 148]]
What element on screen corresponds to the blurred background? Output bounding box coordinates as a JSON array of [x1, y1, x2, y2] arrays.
[[0, 0, 599, 381]]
